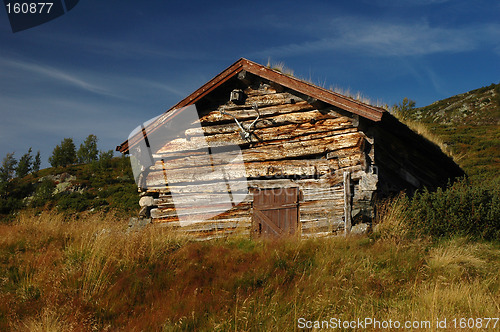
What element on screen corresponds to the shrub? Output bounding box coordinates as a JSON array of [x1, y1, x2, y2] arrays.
[[55, 191, 107, 212], [0, 196, 24, 215], [405, 179, 500, 240], [30, 179, 55, 208]]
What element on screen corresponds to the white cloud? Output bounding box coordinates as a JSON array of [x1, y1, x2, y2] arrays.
[[0, 58, 116, 97], [253, 18, 500, 58], [0, 56, 189, 103], [120, 77, 187, 98]]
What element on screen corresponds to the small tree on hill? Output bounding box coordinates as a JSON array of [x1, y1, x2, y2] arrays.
[[99, 150, 114, 166], [0, 152, 17, 196], [49, 138, 76, 167], [16, 148, 33, 178], [392, 97, 416, 121], [91, 149, 114, 172], [33, 151, 41, 174], [77, 134, 99, 164], [0, 153, 17, 182]]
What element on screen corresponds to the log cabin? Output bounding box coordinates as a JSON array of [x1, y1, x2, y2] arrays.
[[117, 58, 464, 239]]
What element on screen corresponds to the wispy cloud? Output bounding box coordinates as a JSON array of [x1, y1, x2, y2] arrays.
[[253, 19, 500, 58], [0, 56, 189, 101], [122, 77, 187, 97], [38, 33, 211, 61], [0, 58, 116, 97]]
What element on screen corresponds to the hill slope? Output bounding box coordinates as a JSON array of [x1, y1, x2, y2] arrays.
[[405, 83, 500, 182], [0, 157, 139, 220]]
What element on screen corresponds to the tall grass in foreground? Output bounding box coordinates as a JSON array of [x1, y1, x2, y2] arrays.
[[0, 209, 498, 331]]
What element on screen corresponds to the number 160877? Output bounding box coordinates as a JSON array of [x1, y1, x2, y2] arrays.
[[5, 2, 54, 14]]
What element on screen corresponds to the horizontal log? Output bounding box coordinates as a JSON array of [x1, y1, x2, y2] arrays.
[[301, 219, 344, 228], [300, 200, 345, 211], [200, 93, 307, 123], [152, 219, 252, 238], [155, 192, 251, 206], [151, 132, 363, 173], [152, 217, 251, 227], [300, 216, 344, 224], [186, 114, 353, 140], [147, 159, 333, 185], [302, 193, 344, 201], [153, 189, 344, 209], [148, 177, 344, 194], [195, 102, 317, 130], [152, 215, 252, 225], [158, 114, 355, 155], [151, 201, 252, 219], [156, 128, 359, 160]]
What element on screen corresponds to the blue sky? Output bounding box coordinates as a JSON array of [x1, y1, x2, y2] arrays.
[[1, 0, 499, 168]]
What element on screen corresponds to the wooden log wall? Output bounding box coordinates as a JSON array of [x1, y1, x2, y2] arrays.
[[144, 81, 378, 238]]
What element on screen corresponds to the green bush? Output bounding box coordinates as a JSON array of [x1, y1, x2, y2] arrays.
[[30, 179, 55, 208], [0, 197, 24, 215], [55, 191, 108, 212], [406, 178, 500, 240]]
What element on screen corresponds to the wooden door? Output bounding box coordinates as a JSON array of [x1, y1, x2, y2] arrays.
[[252, 188, 299, 238]]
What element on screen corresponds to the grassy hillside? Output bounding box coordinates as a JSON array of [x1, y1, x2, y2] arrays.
[[0, 156, 139, 221], [403, 83, 500, 182]]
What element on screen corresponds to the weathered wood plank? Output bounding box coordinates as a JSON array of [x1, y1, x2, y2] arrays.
[[199, 93, 307, 122], [145, 153, 363, 188], [197, 101, 315, 126], [343, 172, 352, 235], [158, 113, 355, 155], [186, 114, 353, 138], [301, 219, 344, 232], [151, 132, 363, 173], [147, 159, 333, 185], [149, 177, 344, 194], [151, 201, 252, 216]]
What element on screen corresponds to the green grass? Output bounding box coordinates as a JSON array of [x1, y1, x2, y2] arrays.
[[426, 124, 500, 181], [401, 82, 500, 183]]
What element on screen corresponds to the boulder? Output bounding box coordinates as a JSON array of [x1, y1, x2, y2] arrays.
[[128, 217, 152, 232], [139, 196, 155, 207], [350, 223, 370, 235]]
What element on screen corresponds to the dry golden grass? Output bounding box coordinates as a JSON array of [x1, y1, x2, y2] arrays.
[[266, 59, 294, 77], [0, 209, 498, 331], [330, 85, 388, 109]]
